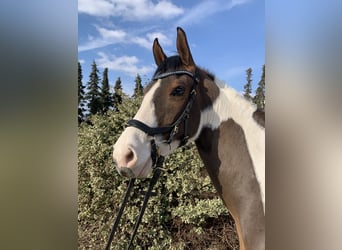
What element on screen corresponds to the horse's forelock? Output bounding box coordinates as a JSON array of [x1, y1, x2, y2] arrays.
[[153, 55, 183, 77], [143, 56, 183, 95]]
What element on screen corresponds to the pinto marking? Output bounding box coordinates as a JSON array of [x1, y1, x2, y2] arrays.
[[134, 79, 160, 127], [113, 27, 265, 250], [113, 80, 160, 177], [190, 79, 265, 213]]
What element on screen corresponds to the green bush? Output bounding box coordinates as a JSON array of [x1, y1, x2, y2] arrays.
[[78, 96, 238, 249]]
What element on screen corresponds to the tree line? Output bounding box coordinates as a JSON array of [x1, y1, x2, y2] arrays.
[[78, 61, 265, 248], [78, 61, 265, 124], [243, 65, 266, 111], [78, 61, 144, 124]]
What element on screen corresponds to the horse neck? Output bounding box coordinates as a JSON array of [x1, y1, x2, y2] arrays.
[[195, 77, 265, 204], [194, 78, 265, 249], [195, 77, 264, 145]]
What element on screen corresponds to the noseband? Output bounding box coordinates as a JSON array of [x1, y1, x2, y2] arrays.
[[127, 69, 199, 151]]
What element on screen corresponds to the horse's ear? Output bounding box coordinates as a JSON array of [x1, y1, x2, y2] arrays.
[[153, 38, 167, 67], [176, 27, 195, 69]]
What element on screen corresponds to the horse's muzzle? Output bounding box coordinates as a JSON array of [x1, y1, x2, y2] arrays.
[[117, 167, 135, 178]]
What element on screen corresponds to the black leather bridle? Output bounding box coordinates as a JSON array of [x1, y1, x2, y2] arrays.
[[127, 69, 199, 150], [106, 69, 199, 250]]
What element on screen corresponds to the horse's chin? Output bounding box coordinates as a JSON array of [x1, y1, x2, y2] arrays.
[[157, 139, 180, 156]]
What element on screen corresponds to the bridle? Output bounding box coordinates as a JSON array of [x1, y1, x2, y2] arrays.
[[106, 69, 199, 250], [128, 69, 199, 148]]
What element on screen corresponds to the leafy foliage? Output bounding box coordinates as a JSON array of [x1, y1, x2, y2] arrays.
[[77, 62, 266, 249], [78, 96, 238, 249]]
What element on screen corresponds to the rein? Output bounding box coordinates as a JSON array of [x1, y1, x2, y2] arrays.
[[106, 69, 198, 249], [105, 154, 165, 250]]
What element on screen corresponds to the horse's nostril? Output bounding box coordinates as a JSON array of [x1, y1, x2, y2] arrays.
[[123, 147, 137, 168], [113, 146, 138, 169], [125, 148, 134, 164]]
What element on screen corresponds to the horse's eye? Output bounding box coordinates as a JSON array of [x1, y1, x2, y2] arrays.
[[171, 86, 185, 96]]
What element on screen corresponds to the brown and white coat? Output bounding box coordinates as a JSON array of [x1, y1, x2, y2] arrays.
[[113, 27, 265, 250]]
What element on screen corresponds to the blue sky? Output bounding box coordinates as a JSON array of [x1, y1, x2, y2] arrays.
[[78, 0, 264, 95]]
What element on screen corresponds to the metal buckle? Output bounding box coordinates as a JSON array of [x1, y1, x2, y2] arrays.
[[167, 125, 178, 144]]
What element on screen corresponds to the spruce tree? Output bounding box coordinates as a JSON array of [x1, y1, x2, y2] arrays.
[[78, 62, 86, 124], [100, 68, 112, 114], [133, 74, 143, 98], [253, 64, 265, 111], [113, 77, 123, 111], [86, 60, 101, 115], [243, 68, 253, 101]]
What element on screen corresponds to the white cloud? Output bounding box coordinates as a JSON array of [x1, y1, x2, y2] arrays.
[[78, 0, 184, 20], [78, 26, 127, 52], [78, 0, 115, 17], [79, 26, 171, 52], [178, 0, 249, 26], [147, 32, 172, 46], [78, 0, 249, 52], [78, 59, 85, 64], [132, 31, 172, 49], [78, 39, 110, 52], [131, 36, 151, 50], [96, 52, 154, 77], [97, 27, 127, 40]]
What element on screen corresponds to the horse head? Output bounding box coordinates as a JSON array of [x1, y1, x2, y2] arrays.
[[113, 27, 203, 178]]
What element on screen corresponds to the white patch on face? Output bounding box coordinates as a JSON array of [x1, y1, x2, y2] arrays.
[[135, 79, 181, 156], [134, 80, 161, 126], [113, 80, 161, 177], [189, 78, 265, 213], [113, 77, 183, 178], [133, 78, 180, 157]]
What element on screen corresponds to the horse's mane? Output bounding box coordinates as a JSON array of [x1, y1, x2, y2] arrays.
[[152, 56, 262, 116]]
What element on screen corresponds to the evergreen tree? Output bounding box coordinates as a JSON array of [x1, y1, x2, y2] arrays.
[[253, 64, 265, 111], [86, 60, 101, 115], [243, 68, 253, 101], [133, 73, 143, 98], [78, 62, 86, 124], [100, 68, 112, 114], [113, 77, 123, 111]]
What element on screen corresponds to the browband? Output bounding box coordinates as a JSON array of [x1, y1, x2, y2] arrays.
[[153, 70, 199, 83]]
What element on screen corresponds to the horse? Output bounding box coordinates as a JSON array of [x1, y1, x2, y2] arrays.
[[113, 27, 265, 250]]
